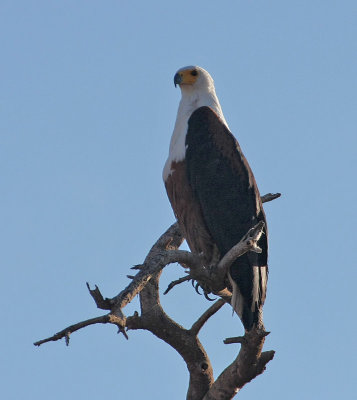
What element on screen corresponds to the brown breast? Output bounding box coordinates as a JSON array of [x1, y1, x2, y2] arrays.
[[164, 160, 217, 265]]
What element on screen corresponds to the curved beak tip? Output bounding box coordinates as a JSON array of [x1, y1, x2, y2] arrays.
[[174, 73, 182, 87]]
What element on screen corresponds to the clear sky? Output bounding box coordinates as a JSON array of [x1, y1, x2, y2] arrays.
[[1, 1, 356, 399]]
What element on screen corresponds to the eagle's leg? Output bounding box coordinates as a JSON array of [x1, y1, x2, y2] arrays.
[[191, 245, 221, 301]]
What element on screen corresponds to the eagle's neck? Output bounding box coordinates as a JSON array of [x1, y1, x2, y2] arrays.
[[163, 88, 228, 181]]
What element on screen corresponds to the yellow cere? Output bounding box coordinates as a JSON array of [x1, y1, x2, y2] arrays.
[[178, 68, 199, 85]]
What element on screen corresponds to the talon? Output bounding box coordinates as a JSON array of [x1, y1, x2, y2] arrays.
[[204, 292, 216, 301], [195, 282, 202, 295]]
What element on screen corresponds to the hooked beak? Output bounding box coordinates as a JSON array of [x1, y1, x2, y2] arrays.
[[174, 72, 182, 87]]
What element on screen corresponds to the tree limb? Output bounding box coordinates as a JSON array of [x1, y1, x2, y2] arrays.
[[203, 328, 275, 400], [34, 315, 112, 347], [216, 221, 265, 275], [163, 274, 192, 295], [86, 283, 112, 310], [34, 192, 280, 399], [261, 192, 281, 203], [191, 299, 226, 335]]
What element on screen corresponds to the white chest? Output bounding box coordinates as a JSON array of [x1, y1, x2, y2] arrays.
[[163, 91, 228, 181]]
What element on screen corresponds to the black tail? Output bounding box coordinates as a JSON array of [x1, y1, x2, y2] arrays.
[[228, 254, 267, 331]]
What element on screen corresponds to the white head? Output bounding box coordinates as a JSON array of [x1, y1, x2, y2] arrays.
[[173, 65, 216, 95], [173, 65, 228, 127]]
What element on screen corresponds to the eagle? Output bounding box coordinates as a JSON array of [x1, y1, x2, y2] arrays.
[[163, 66, 268, 331]]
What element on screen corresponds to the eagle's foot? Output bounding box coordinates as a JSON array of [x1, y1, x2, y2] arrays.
[[191, 279, 216, 301]]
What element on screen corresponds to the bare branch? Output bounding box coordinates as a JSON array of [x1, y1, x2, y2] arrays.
[[126, 311, 144, 331], [257, 350, 275, 368], [139, 275, 214, 400], [154, 222, 183, 250], [163, 274, 191, 295], [165, 249, 204, 271], [35, 196, 278, 398], [224, 331, 269, 345], [109, 223, 184, 318], [203, 328, 275, 400], [217, 221, 265, 274], [33, 315, 112, 347], [34, 223, 184, 348], [223, 336, 246, 345], [261, 192, 281, 203], [131, 264, 144, 270], [86, 283, 112, 310], [191, 299, 226, 335]]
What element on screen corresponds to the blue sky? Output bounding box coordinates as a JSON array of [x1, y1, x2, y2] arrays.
[[1, 1, 356, 399]]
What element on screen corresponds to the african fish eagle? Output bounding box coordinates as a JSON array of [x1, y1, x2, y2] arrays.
[[163, 66, 268, 331]]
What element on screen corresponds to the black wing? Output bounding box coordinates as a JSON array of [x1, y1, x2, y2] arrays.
[[185, 106, 268, 330]]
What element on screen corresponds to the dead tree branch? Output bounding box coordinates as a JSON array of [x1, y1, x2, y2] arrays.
[[191, 299, 226, 335], [34, 192, 280, 399], [34, 315, 111, 347], [261, 192, 281, 203], [217, 221, 265, 274], [163, 274, 192, 295], [86, 283, 112, 310], [203, 329, 275, 400]]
